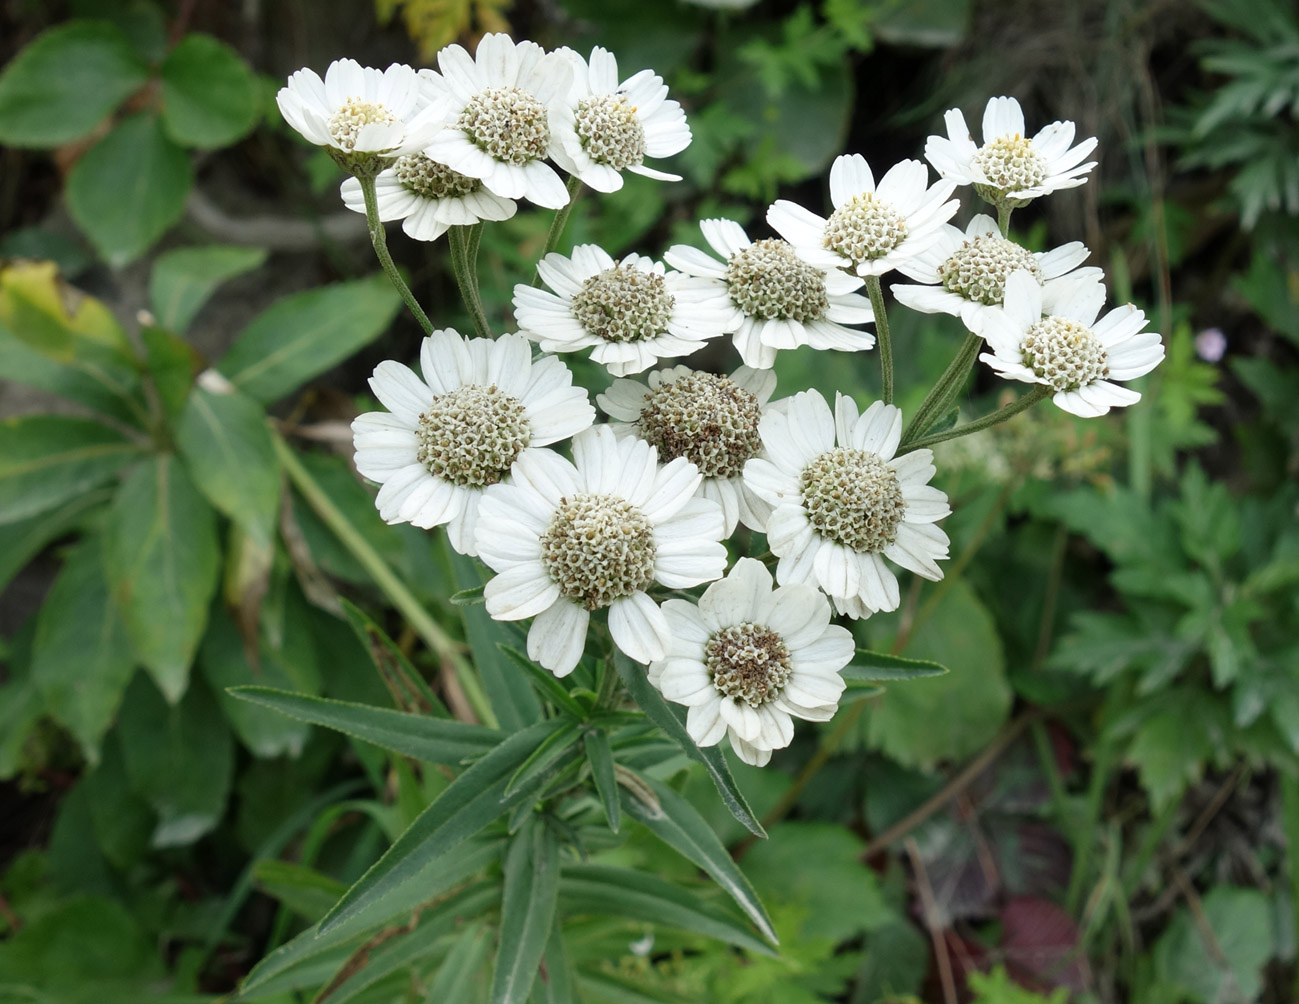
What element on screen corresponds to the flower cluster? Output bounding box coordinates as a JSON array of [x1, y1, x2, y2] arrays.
[[274, 39, 1167, 768]]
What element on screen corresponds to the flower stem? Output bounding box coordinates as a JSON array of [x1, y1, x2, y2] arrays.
[[903, 385, 1050, 452], [448, 225, 492, 339], [358, 173, 433, 335], [997, 202, 1013, 237], [531, 176, 584, 286], [271, 429, 497, 728], [865, 275, 893, 405], [899, 330, 982, 449]]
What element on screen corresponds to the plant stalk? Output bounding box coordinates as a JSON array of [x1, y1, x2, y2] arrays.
[[902, 385, 1050, 452], [865, 275, 893, 405], [899, 330, 982, 448], [448, 225, 492, 339], [359, 174, 433, 335], [997, 202, 1013, 237], [530, 176, 584, 286]]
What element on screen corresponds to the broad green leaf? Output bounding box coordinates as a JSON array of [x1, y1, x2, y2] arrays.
[[614, 651, 764, 837], [429, 922, 491, 1004], [251, 860, 346, 922], [492, 820, 560, 1004], [340, 597, 448, 715], [0, 414, 140, 524], [620, 773, 776, 945], [103, 455, 220, 702], [67, 114, 193, 267], [501, 645, 588, 719], [449, 546, 542, 730], [0, 260, 147, 427], [217, 274, 401, 403], [320, 719, 576, 933], [0, 633, 46, 782], [1153, 886, 1274, 1003], [84, 736, 154, 872], [845, 650, 949, 681], [559, 865, 777, 957], [0, 488, 109, 594], [30, 538, 135, 763], [866, 579, 1011, 770], [158, 33, 258, 149], [175, 384, 280, 547], [584, 729, 619, 833], [0, 895, 160, 991], [229, 686, 502, 763], [0, 21, 149, 146], [149, 244, 266, 333], [116, 673, 234, 847], [140, 324, 200, 420], [1124, 689, 1226, 810]]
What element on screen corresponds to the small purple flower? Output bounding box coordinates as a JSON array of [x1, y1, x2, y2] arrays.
[[1195, 327, 1227, 363]]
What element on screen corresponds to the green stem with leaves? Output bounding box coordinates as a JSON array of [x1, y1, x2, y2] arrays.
[[531, 177, 584, 286], [272, 429, 496, 727], [358, 174, 433, 335], [902, 385, 1049, 452], [899, 331, 982, 448], [865, 275, 893, 405], [448, 225, 492, 339]]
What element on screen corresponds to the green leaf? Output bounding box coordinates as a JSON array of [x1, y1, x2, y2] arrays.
[[533, 919, 577, 1004], [584, 729, 619, 833], [252, 860, 346, 922], [140, 324, 200, 421], [339, 597, 449, 716], [319, 720, 576, 933], [0, 489, 109, 594], [0, 21, 149, 147], [175, 383, 280, 547], [614, 651, 764, 837], [30, 538, 135, 764], [1153, 886, 1274, 1003], [1124, 690, 1226, 810], [429, 921, 491, 1004], [505, 719, 584, 796], [621, 773, 776, 945], [228, 686, 503, 763], [845, 650, 949, 682], [500, 645, 589, 719], [866, 579, 1012, 770], [158, 33, 258, 149], [148, 244, 266, 334], [450, 583, 486, 605], [116, 673, 234, 847], [216, 274, 401, 403], [559, 865, 777, 957], [66, 113, 194, 267], [0, 414, 140, 525], [492, 819, 560, 1004], [0, 260, 147, 428], [103, 455, 220, 702], [84, 736, 154, 871]]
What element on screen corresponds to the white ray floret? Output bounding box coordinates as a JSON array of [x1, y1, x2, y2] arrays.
[[513, 244, 731, 377], [418, 34, 574, 209], [663, 219, 875, 369], [925, 95, 1098, 205], [979, 270, 1165, 418], [352, 330, 594, 555], [743, 390, 951, 619], [475, 427, 727, 676], [340, 153, 516, 241], [550, 46, 691, 193], [649, 558, 853, 767], [890, 214, 1103, 335], [767, 155, 959, 278], [597, 365, 777, 536], [277, 59, 446, 161]]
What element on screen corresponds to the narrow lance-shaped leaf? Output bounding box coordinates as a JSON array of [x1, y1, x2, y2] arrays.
[[492, 819, 560, 1004], [584, 730, 619, 834], [533, 926, 579, 1004], [340, 597, 448, 716], [504, 719, 584, 796], [614, 651, 764, 838], [428, 921, 491, 1004], [846, 649, 949, 682], [500, 645, 588, 720]]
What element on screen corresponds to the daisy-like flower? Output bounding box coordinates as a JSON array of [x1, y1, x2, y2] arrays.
[[475, 426, 727, 676], [277, 59, 445, 171], [418, 34, 573, 209], [352, 330, 594, 555], [550, 47, 691, 193], [925, 95, 1098, 206], [513, 244, 730, 377], [979, 270, 1165, 417], [767, 155, 959, 278], [597, 365, 776, 536], [649, 558, 852, 767], [890, 214, 1102, 335], [744, 391, 950, 619], [339, 153, 516, 241], [663, 219, 874, 370]]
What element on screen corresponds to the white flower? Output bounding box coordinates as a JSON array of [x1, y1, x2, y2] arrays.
[[597, 365, 777, 537], [513, 244, 730, 377], [925, 95, 1098, 205], [475, 426, 727, 676], [418, 34, 573, 209], [649, 558, 853, 767], [663, 219, 875, 369], [339, 153, 516, 241], [277, 59, 445, 161], [352, 330, 594, 555], [890, 214, 1103, 335], [979, 270, 1165, 417], [743, 391, 950, 619], [767, 155, 959, 278], [550, 47, 691, 193]]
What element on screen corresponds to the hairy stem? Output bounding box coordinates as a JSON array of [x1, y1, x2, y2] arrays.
[[359, 174, 433, 335], [902, 385, 1050, 452], [531, 176, 584, 286], [997, 202, 1013, 237], [899, 331, 982, 448], [448, 225, 492, 339], [865, 275, 893, 405]]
